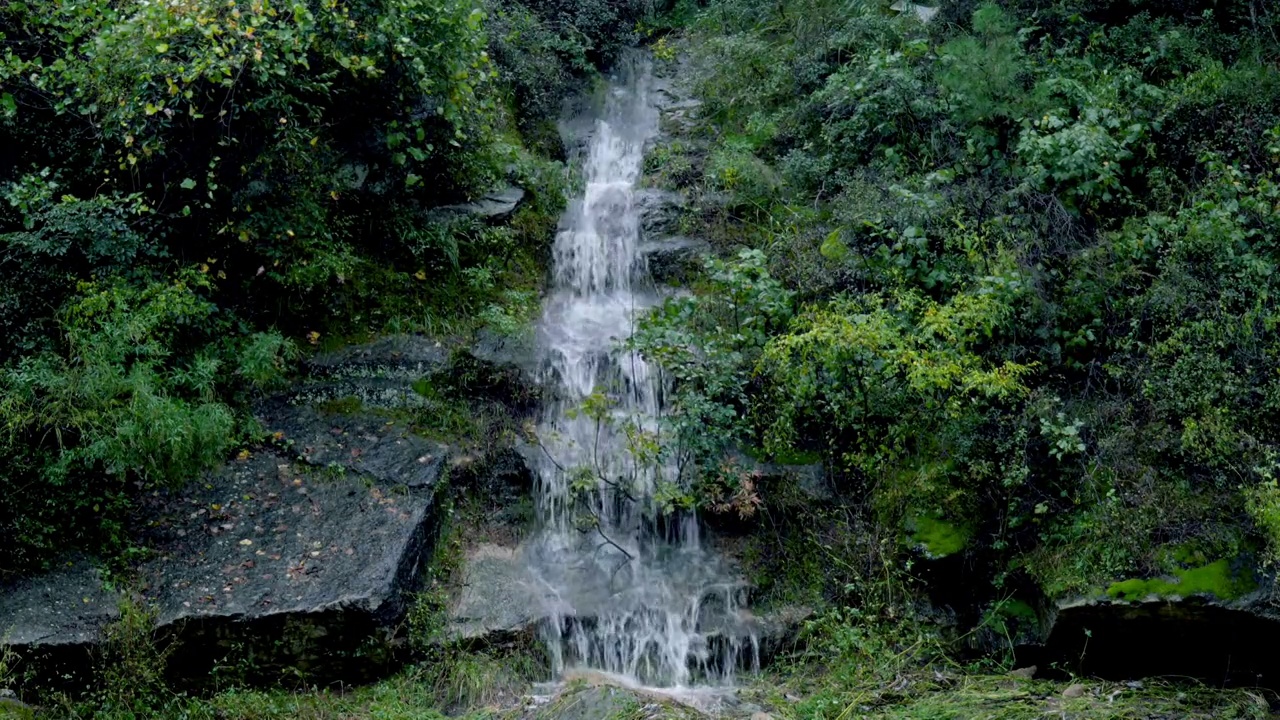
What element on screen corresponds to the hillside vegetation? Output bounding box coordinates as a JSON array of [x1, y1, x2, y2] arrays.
[[0, 0, 650, 573], [636, 0, 1280, 610], [5, 0, 1280, 716]]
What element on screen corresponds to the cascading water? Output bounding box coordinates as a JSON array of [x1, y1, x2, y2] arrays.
[[527, 52, 758, 690]]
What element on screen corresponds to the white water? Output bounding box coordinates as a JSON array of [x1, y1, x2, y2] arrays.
[[527, 53, 758, 689]]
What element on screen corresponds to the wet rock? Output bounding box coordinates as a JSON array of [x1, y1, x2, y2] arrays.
[[454, 445, 538, 531], [1039, 591, 1280, 685], [517, 681, 712, 720], [307, 334, 451, 380], [257, 401, 448, 490], [0, 561, 122, 691], [890, 0, 940, 23], [641, 236, 710, 285], [295, 335, 450, 412], [297, 332, 540, 417], [470, 328, 541, 381], [448, 543, 543, 643], [651, 64, 702, 137], [431, 186, 526, 222], [138, 448, 442, 686], [1061, 683, 1086, 698], [635, 188, 688, 239]]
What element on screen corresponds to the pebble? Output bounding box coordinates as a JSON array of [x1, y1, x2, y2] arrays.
[[1062, 683, 1086, 698]]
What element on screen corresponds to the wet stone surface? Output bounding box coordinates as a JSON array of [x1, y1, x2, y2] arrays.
[[429, 186, 527, 222], [134, 445, 442, 685], [0, 561, 121, 691], [258, 400, 449, 489], [640, 235, 711, 285], [448, 542, 544, 643], [0, 385, 453, 689]]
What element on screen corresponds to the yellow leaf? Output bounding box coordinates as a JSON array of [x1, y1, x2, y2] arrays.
[[414, 270, 427, 281]]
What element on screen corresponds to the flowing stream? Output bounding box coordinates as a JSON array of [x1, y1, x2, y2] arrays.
[[526, 53, 757, 689]]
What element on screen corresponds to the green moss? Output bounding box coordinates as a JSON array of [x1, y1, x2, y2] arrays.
[[906, 515, 971, 558], [1000, 599, 1037, 621], [411, 377, 436, 398], [1106, 558, 1256, 601]]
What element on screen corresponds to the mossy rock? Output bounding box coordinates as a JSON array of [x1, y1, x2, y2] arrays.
[[1105, 558, 1258, 602], [906, 514, 971, 559]]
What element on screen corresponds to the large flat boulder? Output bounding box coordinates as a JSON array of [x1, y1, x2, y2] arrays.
[[430, 186, 526, 222], [257, 401, 449, 489], [1, 404, 449, 690], [0, 561, 122, 693], [136, 445, 442, 685]]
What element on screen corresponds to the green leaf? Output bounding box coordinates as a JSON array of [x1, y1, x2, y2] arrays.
[[179, 178, 197, 190], [0, 93, 15, 115], [820, 229, 849, 262]]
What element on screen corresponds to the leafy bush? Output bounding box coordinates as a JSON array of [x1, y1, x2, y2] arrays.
[[655, 0, 1280, 618]]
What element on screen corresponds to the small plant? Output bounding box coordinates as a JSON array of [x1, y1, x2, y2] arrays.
[[238, 331, 300, 392]]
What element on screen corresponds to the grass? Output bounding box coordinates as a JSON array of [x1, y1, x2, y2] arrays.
[[814, 675, 1273, 720]]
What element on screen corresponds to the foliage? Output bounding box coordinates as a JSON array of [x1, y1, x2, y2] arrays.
[[0, 0, 621, 571], [630, 249, 792, 503], [638, 0, 1280, 629]]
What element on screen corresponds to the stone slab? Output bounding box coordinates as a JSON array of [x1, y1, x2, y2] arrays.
[[448, 542, 543, 643], [433, 186, 526, 222], [257, 402, 448, 489], [136, 446, 440, 685], [0, 561, 119, 649]]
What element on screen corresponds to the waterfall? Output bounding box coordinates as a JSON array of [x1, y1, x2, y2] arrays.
[[526, 52, 757, 689]]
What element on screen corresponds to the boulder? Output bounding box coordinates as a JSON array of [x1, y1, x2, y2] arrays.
[[431, 186, 526, 223], [1039, 590, 1280, 685], [1, 399, 451, 690], [294, 335, 451, 413], [0, 561, 123, 693], [515, 682, 712, 720], [256, 401, 449, 489], [640, 236, 709, 285], [635, 188, 688, 239], [307, 334, 451, 380], [447, 543, 544, 644], [137, 446, 443, 686]]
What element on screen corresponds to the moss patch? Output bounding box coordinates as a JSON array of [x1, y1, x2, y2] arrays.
[[906, 514, 971, 558], [316, 396, 364, 415], [1106, 558, 1257, 601]]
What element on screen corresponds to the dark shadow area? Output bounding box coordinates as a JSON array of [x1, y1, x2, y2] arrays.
[[1038, 600, 1280, 689]]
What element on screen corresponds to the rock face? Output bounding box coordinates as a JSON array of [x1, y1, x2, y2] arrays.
[[635, 188, 687, 238], [0, 434, 444, 690], [448, 543, 543, 644], [257, 402, 449, 489], [641, 236, 711, 286], [0, 329, 547, 692], [0, 562, 122, 692], [1038, 591, 1280, 685], [140, 443, 441, 686], [515, 681, 711, 720], [431, 186, 526, 222]]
